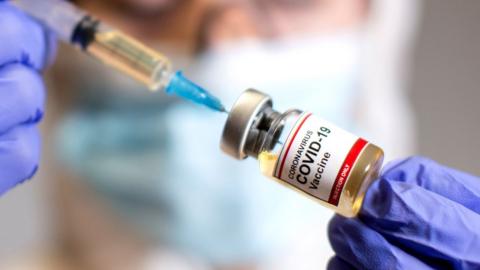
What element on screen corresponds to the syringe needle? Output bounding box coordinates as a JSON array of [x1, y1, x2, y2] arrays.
[[166, 71, 226, 112]]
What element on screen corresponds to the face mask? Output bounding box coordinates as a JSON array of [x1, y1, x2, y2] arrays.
[[57, 32, 363, 266], [193, 32, 364, 130]]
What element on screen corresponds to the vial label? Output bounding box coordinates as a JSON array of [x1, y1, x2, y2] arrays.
[[274, 112, 368, 206]]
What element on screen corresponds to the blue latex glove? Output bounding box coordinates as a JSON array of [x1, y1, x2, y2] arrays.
[[0, 2, 55, 195], [328, 157, 480, 270]]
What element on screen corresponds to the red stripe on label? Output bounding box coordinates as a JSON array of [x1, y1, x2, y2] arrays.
[[328, 138, 368, 206], [276, 113, 313, 178]]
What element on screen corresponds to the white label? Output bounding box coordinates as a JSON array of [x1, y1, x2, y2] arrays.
[[274, 113, 368, 206]]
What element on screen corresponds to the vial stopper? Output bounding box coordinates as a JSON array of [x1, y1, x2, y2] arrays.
[[221, 89, 272, 159]]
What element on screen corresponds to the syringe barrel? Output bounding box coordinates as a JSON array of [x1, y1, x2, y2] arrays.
[[86, 26, 173, 91], [15, 0, 173, 91], [15, 0, 86, 42]]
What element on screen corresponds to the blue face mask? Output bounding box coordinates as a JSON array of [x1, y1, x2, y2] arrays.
[[57, 32, 363, 265], [194, 32, 363, 129]]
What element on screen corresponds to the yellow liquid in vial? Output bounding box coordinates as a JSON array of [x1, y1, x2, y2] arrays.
[[258, 151, 279, 176], [87, 31, 172, 91], [258, 144, 383, 217]]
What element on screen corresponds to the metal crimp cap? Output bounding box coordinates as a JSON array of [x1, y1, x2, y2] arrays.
[[221, 89, 272, 159]]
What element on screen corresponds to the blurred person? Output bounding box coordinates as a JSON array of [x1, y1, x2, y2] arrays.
[[1, 0, 419, 269]]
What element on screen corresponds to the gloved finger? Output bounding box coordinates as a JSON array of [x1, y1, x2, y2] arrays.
[[327, 256, 355, 270], [328, 215, 433, 270], [0, 2, 55, 70], [382, 156, 480, 214], [0, 64, 45, 133], [0, 124, 40, 195], [360, 178, 480, 268]]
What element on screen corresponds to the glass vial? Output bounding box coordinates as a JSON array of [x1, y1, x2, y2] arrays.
[[221, 89, 384, 217]]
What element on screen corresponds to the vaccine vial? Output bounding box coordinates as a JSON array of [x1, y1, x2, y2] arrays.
[[221, 89, 384, 217]]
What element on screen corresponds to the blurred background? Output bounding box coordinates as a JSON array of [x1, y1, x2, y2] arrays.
[[0, 0, 479, 269], [410, 0, 480, 176]]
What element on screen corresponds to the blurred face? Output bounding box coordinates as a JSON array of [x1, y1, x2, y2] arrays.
[[76, 0, 368, 55]]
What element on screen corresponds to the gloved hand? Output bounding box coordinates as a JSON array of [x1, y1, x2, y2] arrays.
[[328, 156, 480, 270], [0, 2, 55, 195]]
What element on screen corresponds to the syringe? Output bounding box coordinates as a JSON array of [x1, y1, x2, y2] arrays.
[[14, 0, 226, 112]]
